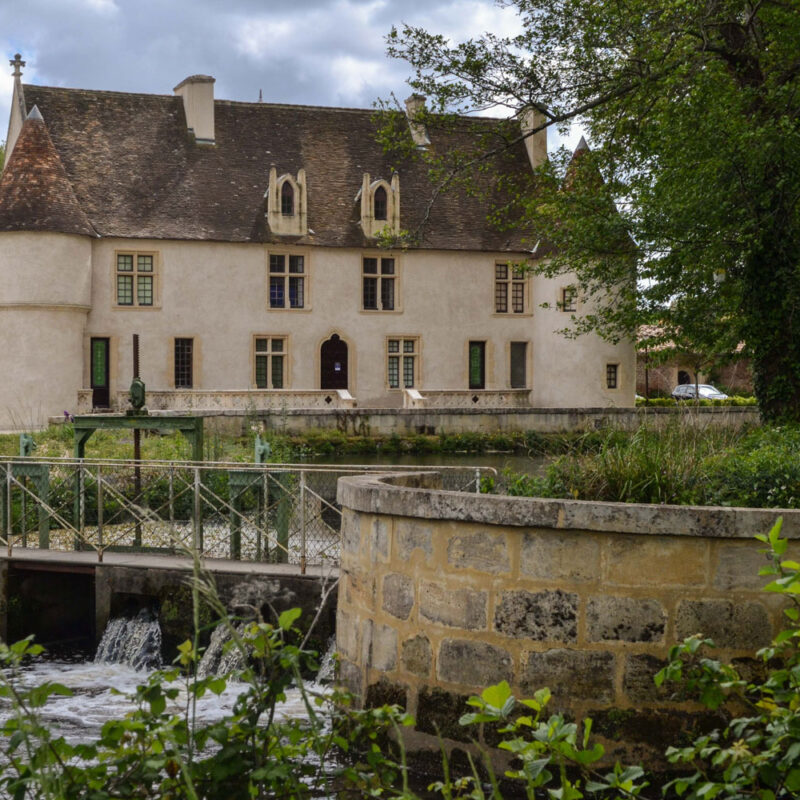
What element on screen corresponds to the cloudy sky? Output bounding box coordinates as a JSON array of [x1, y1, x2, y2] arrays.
[[1, 0, 574, 149]]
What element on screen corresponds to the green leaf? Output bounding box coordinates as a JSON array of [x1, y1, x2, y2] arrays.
[[278, 608, 302, 631]]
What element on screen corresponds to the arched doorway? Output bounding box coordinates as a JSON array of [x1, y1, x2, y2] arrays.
[[321, 334, 348, 390], [678, 370, 691, 385]]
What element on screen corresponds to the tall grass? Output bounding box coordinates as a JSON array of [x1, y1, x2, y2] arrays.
[[505, 422, 800, 508]]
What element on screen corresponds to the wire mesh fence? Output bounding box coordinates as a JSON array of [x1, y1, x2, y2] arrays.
[[0, 459, 495, 570]]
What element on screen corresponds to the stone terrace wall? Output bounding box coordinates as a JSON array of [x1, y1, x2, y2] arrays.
[[335, 472, 800, 767]]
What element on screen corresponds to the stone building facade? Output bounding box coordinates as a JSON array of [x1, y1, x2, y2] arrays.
[[0, 56, 634, 430]]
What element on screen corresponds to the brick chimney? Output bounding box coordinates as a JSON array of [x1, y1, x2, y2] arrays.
[[404, 94, 430, 148], [173, 75, 215, 145]]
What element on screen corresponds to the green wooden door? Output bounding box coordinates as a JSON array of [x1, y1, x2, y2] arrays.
[[91, 338, 110, 408]]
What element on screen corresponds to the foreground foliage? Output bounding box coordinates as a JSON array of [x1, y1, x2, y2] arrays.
[[2, 521, 800, 798]]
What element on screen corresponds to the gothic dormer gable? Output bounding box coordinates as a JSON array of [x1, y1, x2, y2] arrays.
[[266, 167, 307, 236], [358, 173, 400, 240]]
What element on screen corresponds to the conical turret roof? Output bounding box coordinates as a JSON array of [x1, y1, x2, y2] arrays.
[[0, 107, 95, 236]]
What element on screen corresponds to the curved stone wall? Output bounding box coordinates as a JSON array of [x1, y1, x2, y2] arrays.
[[335, 472, 799, 765]]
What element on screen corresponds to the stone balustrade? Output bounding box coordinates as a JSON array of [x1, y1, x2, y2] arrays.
[[335, 471, 799, 768]]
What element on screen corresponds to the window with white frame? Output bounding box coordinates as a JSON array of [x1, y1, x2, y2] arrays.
[[269, 253, 305, 309], [363, 256, 396, 311], [116, 252, 156, 307], [255, 336, 286, 389], [387, 337, 418, 389], [494, 262, 526, 313]]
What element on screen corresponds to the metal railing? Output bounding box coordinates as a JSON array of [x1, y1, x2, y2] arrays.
[[0, 458, 495, 571]]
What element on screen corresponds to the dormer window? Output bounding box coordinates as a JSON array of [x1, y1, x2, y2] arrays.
[[359, 173, 400, 239], [281, 181, 294, 216], [266, 168, 307, 236], [374, 186, 387, 221]]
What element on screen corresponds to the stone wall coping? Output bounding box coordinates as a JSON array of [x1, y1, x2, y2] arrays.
[[337, 471, 799, 539]]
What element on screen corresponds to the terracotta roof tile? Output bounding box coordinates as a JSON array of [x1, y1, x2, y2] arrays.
[[20, 85, 533, 251], [0, 107, 95, 236]]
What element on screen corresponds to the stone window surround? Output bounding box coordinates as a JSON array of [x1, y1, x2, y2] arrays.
[[359, 173, 400, 239], [266, 249, 311, 312], [361, 252, 401, 313], [112, 249, 161, 310], [266, 167, 307, 236], [253, 334, 289, 390], [386, 335, 420, 390]]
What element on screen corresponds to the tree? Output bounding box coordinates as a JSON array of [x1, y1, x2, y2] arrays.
[[383, 0, 800, 420]]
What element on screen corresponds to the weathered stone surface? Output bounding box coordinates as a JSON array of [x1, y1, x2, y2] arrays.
[[340, 510, 362, 556], [520, 531, 600, 583], [447, 530, 510, 574], [371, 518, 389, 561], [438, 638, 512, 686], [587, 596, 666, 643], [366, 679, 407, 710], [416, 686, 473, 742], [623, 654, 670, 702], [396, 520, 433, 562], [362, 620, 398, 671], [604, 536, 706, 587], [382, 573, 415, 620], [401, 634, 432, 677], [337, 659, 363, 698], [420, 581, 487, 630], [522, 649, 615, 703], [494, 589, 578, 641], [676, 599, 772, 649], [714, 545, 772, 591], [336, 608, 359, 661], [343, 568, 376, 609]]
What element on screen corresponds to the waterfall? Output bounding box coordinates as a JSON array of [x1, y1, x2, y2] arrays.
[[316, 636, 337, 683], [94, 609, 162, 671], [197, 622, 247, 679]]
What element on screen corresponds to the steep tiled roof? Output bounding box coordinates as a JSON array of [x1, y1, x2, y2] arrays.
[[0, 107, 95, 236], [20, 84, 533, 251]]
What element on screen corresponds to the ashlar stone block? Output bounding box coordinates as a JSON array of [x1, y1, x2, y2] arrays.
[[521, 531, 600, 583], [382, 573, 415, 620], [676, 599, 772, 649], [396, 520, 433, 562], [604, 536, 706, 587], [522, 649, 615, 703], [494, 589, 578, 642], [438, 638, 512, 686], [623, 654, 670, 702], [371, 518, 389, 561], [447, 530, 510, 574], [401, 634, 432, 677], [362, 619, 398, 671], [336, 608, 360, 662], [340, 511, 362, 557], [714, 545, 773, 592], [420, 581, 487, 630], [587, 596, 666, 643]]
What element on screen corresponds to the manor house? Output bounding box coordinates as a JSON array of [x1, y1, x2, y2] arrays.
[[0, 56, 634, 430]]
